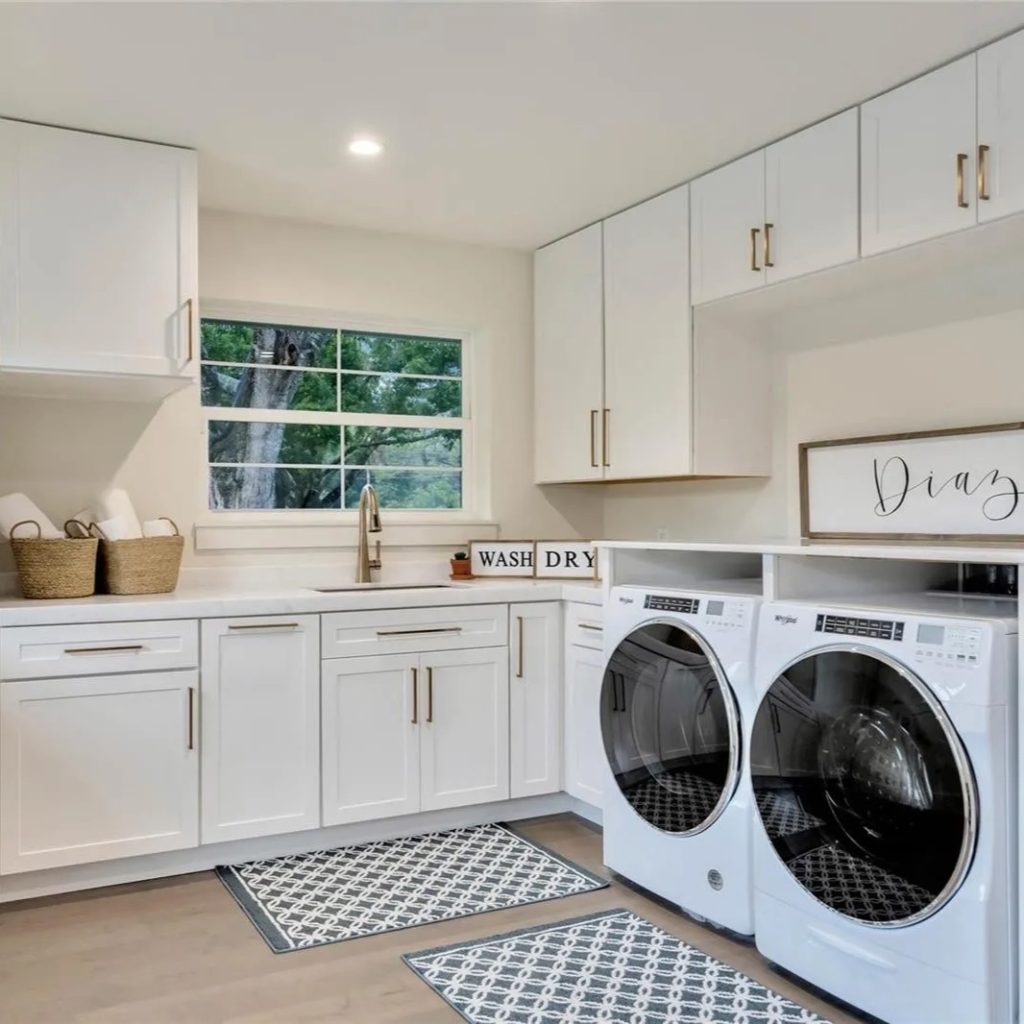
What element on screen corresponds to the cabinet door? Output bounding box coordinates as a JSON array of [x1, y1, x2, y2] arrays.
[[0, 119, 198, 378], [564, 644, 606, 807], [509, 603, 562, 798], [690, 151, 766, 305], [420, 648, 509, 811], [978, 29, 1024, 223], [765, 110, 859, 284], [0, 671, 198, 873], [861, 56, 977, 256], [201, 617, 320, 844], [603, 186, 691, 479], [533, 224, 605, 483], [322, 654, 420, 826]]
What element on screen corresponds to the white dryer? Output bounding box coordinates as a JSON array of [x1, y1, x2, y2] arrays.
[[602, 583, 760, 936], [750, 596, 1017, 1024]]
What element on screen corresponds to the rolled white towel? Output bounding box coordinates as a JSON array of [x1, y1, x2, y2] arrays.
[[142, 518, 177, 538], [94, 516, 138, 541], [0, 493, 63, 540], [94, 489, 142, 539]]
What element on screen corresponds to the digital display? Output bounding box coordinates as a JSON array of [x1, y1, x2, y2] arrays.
[[917, 624, 946, 646], [706, 600, 725, 616]]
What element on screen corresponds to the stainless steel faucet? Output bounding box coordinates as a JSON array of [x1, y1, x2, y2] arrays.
[[356, 483, 383, 583]]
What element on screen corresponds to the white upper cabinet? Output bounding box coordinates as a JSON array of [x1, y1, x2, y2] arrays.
[[201, 617, 320, 844], [603, 186, 691, 480], [534, 224, 604, 484], [690, 151, 765, 305], [861, 55, 977, 256], [978, 28, 1024, 224], [0, 119, 198, 388], [764, 110, 860, 284]]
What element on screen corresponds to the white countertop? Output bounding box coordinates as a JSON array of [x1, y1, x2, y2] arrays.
[[596, 537, 1024, 564], [0, 578, 604, 627]]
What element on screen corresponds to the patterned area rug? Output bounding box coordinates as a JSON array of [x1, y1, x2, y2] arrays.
[[217, 823, 608, 952], [787, 843, 934, 924], [404, 908, 831, 1023]]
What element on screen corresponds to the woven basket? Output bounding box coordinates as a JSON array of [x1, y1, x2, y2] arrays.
[[92, 518, 184, 596], [10, 520, 98, 600]]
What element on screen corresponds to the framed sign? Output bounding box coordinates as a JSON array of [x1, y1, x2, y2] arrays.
[[534, 540, 598, 579], [799, 422, 1024, 542], [467, 539, 535, 578]]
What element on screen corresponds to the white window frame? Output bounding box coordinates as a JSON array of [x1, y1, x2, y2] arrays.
[[195, 300, 494, 544]]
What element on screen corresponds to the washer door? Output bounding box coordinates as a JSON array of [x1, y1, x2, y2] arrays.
[[602, 621, 740, 836], [750, 647, 978, 927]]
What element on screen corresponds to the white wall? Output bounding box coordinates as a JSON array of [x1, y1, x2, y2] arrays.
[[0, 209, 601, 576], [603, 308, 1024, 541]]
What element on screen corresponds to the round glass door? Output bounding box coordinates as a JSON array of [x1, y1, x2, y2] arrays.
[[602, 622, 740, 836], [750, 648, 977, 927]]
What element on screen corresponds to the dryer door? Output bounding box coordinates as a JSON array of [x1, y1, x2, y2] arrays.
[[602, 621, 741, 836], [750, 647, 978, 927]]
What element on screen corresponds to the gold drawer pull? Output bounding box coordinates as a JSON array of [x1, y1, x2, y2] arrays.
[[376, 627, 463, 637], [228, 622, 300, 631], [956, 153, 969, 208], [516, 616, 525, 679], [187, 687, 195, 751], [578, 623, 603, 632], [763, 223, 774, 268], [411, 667, 419, 724], [64, 644, 145, 655], [185, 298, 195, 363], [426, 666, 434, 723], [750, 226, 761, 271], [978, 144, 991, 201], [589, 409, 599, 469]]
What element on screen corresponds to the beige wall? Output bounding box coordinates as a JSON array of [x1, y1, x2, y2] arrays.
[[603, 308, 1024, 541], [0, 209, 600, 575]]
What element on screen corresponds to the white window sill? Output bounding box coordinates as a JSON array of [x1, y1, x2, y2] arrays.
[[193, 519, 500, 552]]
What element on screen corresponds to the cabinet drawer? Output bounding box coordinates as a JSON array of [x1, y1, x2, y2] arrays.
[[566, 602, 605, 650], [322, 605, 509, 658], [0, 620, 199, 680]]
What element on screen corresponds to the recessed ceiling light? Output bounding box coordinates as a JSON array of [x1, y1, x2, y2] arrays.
[[348, 137, 383, 157]]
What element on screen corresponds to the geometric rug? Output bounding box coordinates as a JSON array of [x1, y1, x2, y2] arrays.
[[403, 908, 831, 1023], [216, 823, 608, 952]]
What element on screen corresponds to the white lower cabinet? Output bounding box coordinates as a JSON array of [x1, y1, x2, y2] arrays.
[[200, 616, 320, 844], [0, 671, 198, 874], [563, 604, 606, 808], [509, 602, 562, 798], [322, 646, 509, 825], [322, 654, 421, 826]]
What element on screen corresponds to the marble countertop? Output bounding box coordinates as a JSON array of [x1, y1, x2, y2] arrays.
[[0, 578, 604, 627]]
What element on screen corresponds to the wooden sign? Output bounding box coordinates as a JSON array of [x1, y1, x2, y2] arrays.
[[468, 540, 535, 577], [534, 540, 598, 579], [800, 422, 1024, 542]]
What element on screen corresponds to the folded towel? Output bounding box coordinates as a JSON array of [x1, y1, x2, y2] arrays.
[[94, 516, 138, 541], [0, 493, 63, 540], [142, 518, 177, 538], [94, 489, 142, 539]]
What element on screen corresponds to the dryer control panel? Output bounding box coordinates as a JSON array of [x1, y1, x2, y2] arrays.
[[816, 613, 905, 641], [644, 594, 699, 614], [912, 622, 983, 668]]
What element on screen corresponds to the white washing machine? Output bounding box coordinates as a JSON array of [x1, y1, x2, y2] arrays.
[[602, 583, 760, 936], [750, 596, 1018, 1024]]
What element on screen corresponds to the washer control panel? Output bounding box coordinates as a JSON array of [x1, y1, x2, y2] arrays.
[[645, 594, 699, 614], [816, 613, 905, 641], [912, 622, 983, 668]]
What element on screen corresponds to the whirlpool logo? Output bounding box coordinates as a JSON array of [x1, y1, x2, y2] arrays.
[[774, 614, 799, 626]]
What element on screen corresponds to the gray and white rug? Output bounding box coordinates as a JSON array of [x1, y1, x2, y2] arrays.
[[217, 823, 608, 952], [404, 908, 831, 1023]]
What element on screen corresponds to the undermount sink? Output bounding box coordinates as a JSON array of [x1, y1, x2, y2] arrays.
[[312, 583, 462, 593]]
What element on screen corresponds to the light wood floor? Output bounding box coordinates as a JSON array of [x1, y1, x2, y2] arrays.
[[0, 816, 862, 1024]]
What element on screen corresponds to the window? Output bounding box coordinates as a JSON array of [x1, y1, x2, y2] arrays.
[[200, 317, 468, 513]]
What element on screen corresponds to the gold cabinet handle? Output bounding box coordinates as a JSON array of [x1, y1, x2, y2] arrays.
[[956, 153, 969, 208], [579, 623, 603, 632], [749, 227, 761, 271], [602, 409, 610, 467], [185, 298, 195, 364], [64, 644, 144, 655], [516, 616, 524, 679], [763, 223, 774, 268], [589, 409, 599, 468], [978, 144, 991, 201], [187, 687, 195, 751], [426, 666, 434, 723], [376, 627, 462, 638], [411, 667, 418, 725], [228, 622, 300, 632]]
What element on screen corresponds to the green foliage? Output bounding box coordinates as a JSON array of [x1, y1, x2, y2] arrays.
[[202, 319, 337, 368], [341, 332, 461, 376]]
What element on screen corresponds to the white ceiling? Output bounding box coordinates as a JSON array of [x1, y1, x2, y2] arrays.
[[2, 2, 1023, 250]]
